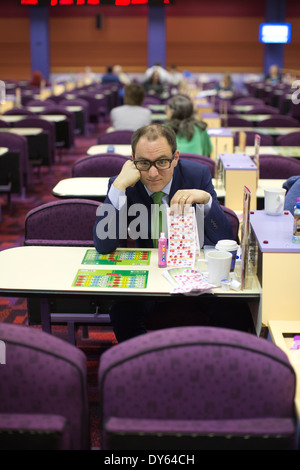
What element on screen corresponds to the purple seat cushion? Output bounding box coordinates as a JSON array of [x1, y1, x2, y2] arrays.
[[0, 323, 89, 449], [99, 327, 296, 449]]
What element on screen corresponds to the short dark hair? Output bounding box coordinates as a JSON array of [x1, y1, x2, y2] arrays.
[[131, 124, 177, 156], [124, 84, 145, 106]]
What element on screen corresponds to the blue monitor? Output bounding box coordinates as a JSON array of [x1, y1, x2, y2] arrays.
[[259, 23, 291, 44]]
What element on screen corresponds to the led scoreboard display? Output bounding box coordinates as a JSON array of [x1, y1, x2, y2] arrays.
[[21, 0, 175, 5]]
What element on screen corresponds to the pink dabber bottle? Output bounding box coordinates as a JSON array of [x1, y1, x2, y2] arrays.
[[158, 232, 167, 268]]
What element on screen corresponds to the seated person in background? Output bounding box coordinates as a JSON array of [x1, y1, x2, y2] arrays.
[[215, 73, 234, 99], [165, 94, 213, 157], [265, 64, 281, 85], [143, 70, 164, 96], [101, 65, 122, 85], [144, 62, 171, 83], [29, 70, 50, 87], [109, 83, 152, 131], [283, 175, 300, 214], [93, 125, 254, 342]]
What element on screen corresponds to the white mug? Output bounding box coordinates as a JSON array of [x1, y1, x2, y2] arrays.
[[206, 251, 232, 286], [264, 188, 286, 216]]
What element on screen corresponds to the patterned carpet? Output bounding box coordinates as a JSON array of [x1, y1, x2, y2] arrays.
[[0, 125, 117, 449]]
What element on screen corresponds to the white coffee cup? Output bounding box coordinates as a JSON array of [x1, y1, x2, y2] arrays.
[[264, 188, 286, 216], [206, 250, 232, 286], [215, 239, 238, 271]]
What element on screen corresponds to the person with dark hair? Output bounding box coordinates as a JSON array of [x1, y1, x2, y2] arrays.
[[143, 70, 164, 96], [101, 65, 122, 84], [165, 94, 213, 157], [109, 83, 151, 131]]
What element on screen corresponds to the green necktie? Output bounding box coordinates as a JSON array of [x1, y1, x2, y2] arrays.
[[151, 191, 166, 248]]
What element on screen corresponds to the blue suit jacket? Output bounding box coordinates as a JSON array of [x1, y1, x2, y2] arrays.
[[93, 159, 233, 253]]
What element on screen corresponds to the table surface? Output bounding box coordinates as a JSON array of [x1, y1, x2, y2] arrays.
[[229, 127, 300, 136], [0, 127, 43, 136], [0, 114, 67, 123], [0, 246, 260, 298], [87, 144, 132, 156], [244, 146, 300, 157], [0, 147, 8, 156], [52, 176, 285, 201]]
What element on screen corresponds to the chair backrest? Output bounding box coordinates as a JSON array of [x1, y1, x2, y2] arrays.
[[0, 132, 31, 189], [255, 154, 300, 179], [26, 99, 56, 108], [0, 119, 9, 128], [97, 130, 133, 145], [233, 97, 265, 106], [24, 199, 101, 246], [98, 326, 296, 450], [13, 117, 56, 165], [227, 117, 253, 127], [0, 323, 89, 449], [72, 153, 130, 177], [179, 153, 215, 177], [4, 107, 35, 115], [259, 116, 300, 128], [220, 205, 240, 242], [233, 131, 274, 146], [276, 131, 300, 146]]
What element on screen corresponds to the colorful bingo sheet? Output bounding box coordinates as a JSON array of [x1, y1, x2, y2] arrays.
[[82, 249, 151, 266], [166, 207, 199, 268], [72, 269, 148, 289]]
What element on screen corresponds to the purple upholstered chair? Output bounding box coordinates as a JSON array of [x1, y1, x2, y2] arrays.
[[3, 107, 35, 116], [0, 119, 9, 128], [23, 199, 109, 344], [253, 155, 300, 179], [276, 131, 300, 146], [259, 116, 299, 128], [24, 198, 101, 247], [0, 131, 33, 190], [179, 153, 215, 177], [0, 323, 89, 450], [13, 117, 56, 166], [98, 326, 297, 450], [233, 131, 274, 147], [72, 153, 130, 178], [227, 117, 253, 127], [97, 130, 133, 145], [59, 98, 91, 135]]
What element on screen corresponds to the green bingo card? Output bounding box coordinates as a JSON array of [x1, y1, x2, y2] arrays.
[[72, 269, 149, 289], [82, 249, 151, 266]]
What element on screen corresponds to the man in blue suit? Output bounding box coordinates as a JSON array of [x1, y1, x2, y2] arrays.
[[94, 124, 232, 254], [93, 124, 250, 342]]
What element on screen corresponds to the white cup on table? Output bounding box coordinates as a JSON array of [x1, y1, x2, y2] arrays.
[[206, 250, 232, 286], [264, 188, 286, 216]]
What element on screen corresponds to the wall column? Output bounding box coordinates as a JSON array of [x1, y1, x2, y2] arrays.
[[264, 0, 286, 75], [29, 6, 50, 80], [148, 6, 166, 68]]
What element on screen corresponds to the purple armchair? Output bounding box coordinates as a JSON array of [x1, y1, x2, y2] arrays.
[[72, 153, 130, 178], [253, 154, 300, 179], [24, 198, 101, 247], [0, 323, 89, 449], [23, 199, 110, 344], [98, 326, 297, 450], [97, 130, 133, 145], [276, 131, 300, 146], [179, 153, 215, 177], [234, 131, 274, 147]]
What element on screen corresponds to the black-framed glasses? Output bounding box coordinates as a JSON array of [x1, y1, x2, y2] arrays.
[[133, 154, 175, 171]]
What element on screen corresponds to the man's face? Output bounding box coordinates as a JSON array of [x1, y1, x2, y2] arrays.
[[133, 136, 179, 193]]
